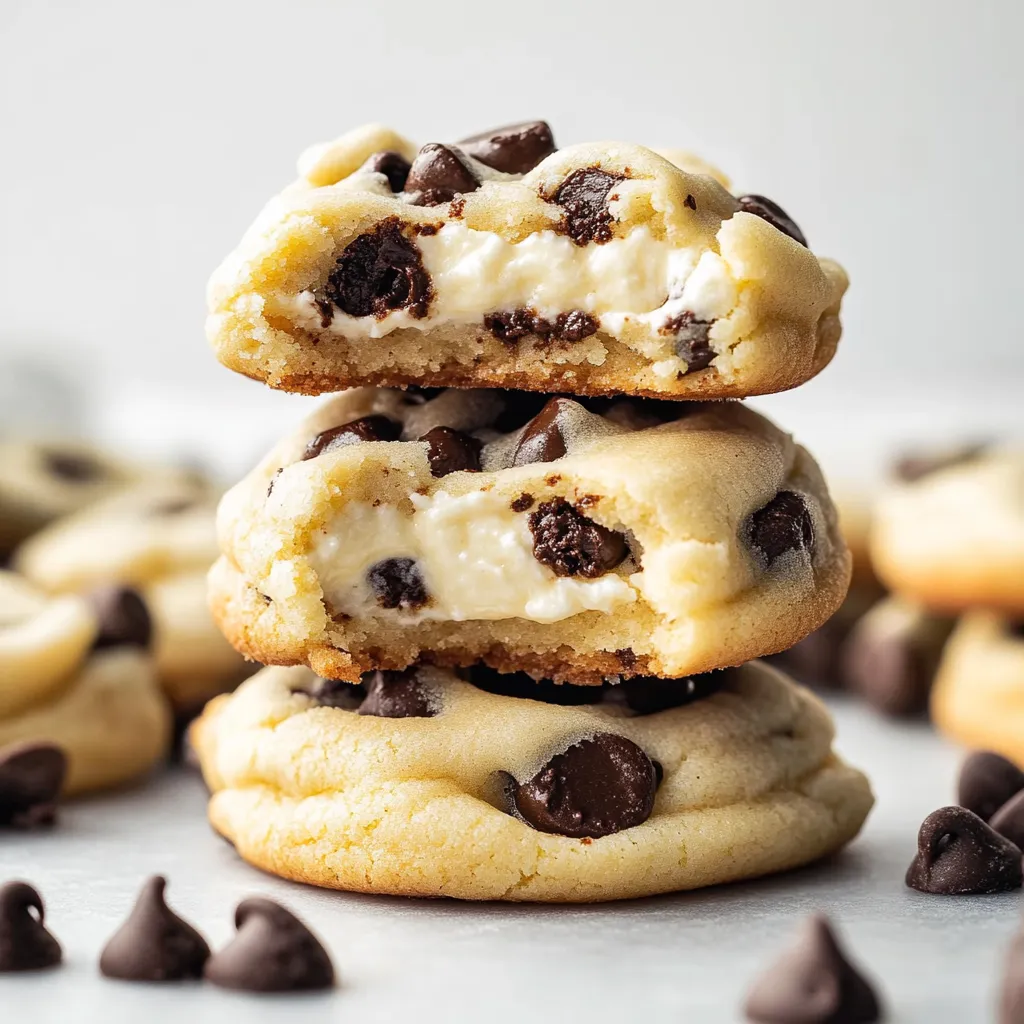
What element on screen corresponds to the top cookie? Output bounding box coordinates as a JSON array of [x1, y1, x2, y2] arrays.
[[207, 121, 848, 400]]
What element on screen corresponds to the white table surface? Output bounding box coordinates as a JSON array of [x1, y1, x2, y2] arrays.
[[0, 693, 1015, 1023]]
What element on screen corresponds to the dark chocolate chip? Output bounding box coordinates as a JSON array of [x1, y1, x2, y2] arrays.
[[492, 391, 552, 433], [511, 397, 577, 467], [769, 624, 847, 689], [204, 897, 334, 993], [400, 385, 446, 404], [317, 217, 431, 320], [366, 557, 428, 610], [736, 194, 808, 247], [892, 441, 988, 483], [99, 876, 210, 982], [607, 672, 726, 716], [484, 309, 598, 345], [999, 919, 1024, 1024], [458, 121, 555, 174], [905, 806, 1023, 895], [749, 491, 815, 564], [662, 311, 715, 371], [420, 426, 482, 477], [405, 143, 481, 205], [509, 732, 658, 838], [304, 677, 366, 710], [959, 751, 1024, 822], [86, 586, 152, 650], [991, 790, 1024, 852], [302, 415, 402, 460], [0, 881, 62, 972], [360, 150, 412, 193], [550, 167, 624, 245], [358, 669, 438, 718], [44, 451, 103, 482], [510, 493, 534, 513], [528, 498, 628, 578], [466, 665, 604, 706], [0, 742, 66, 829], [743, 914, 882, 1023]]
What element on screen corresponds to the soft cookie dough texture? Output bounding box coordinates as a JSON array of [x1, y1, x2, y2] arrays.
[[207, 122, 847, 400], [192, 661, 872, 902], [0, 571, 170, 794], [211, 387, 850, 683]]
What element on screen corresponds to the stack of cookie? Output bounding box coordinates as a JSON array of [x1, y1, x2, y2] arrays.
[[192, 121, 873, 901]]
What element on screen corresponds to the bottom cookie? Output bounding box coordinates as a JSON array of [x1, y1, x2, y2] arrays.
[[932, 612, 1024, 760], [192, 661, 872, 902]]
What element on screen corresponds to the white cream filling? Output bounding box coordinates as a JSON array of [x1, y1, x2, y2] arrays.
[[286, 223, 737, 350], [310, 490, 638, 624]]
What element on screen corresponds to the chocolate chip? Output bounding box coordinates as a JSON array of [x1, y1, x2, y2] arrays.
[[405, 143, 480, 205], [749, 491, 815, 564], [302, 415, 402, 460], [86, 585, 152, 650], [204, 897, 334, 993], [528, 498, 628, 578], [358, 668, 438, 718], [303, 677, 366, 710], [493, 390, 551, 433], [458, 121, 555, 174], [317, 218, 431, 320], [360, 150, 412, 192], [466, 666, 604, 706], [366, 557, 428, 610], [608, 672, 726, 716], [550, 167, 624, 245], [420, 426, 482, 477], [511, 397, 577, 466], [510, 493, 534, 513], [44, 450, 103, 482], [893, 441, 988, 483], [0, 742, 66, 829], [905, 806, 1023, 895], [509, 733, 658, 838], [991, 790, 1024, 852], [743, 914, 882, 1024], [662, 311, 715, 371], [736, 194, 808, 247], [0, 881, 62, 972], [770, 624, 847, 688], [959, 751, 1024, 822], [1000, 920, 1024, 1024], [99, 876, 210, 982], [484, 309, 598, 345]]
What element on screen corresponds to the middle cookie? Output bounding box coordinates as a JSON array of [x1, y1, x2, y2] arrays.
[[212, 388, 849, 682]]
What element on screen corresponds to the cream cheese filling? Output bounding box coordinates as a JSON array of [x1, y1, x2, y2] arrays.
[[309, 490, 638, 624]]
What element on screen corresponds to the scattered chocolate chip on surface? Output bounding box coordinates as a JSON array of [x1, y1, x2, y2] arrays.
[[359, 150, 412, 193], [204, 897, 334, 993], [663, 311, 715, 371], [0, 742, 66, 829], [749, 491, 815, 564], [905, 806, 1023, 895], [358, 669, 438, 718], [366, 557, 429, 610], [511, 397, 575, 466], [420, 426, 482, 477], [743, 913, 882, 1023], [989, 790, 1024, 852], [550, 167, 624, 245], [99, 876, 210, 982], [0, 881, 62, 972], [508, 732, 659, 838], [735, 194, 808, 247], [458, 121, 555, 174], [87, 585, 152, 650], [405, 143, 481, 205], [528, 498, 628, 578], [958, 751, 1024, 822], [303, 415, 402, 460]]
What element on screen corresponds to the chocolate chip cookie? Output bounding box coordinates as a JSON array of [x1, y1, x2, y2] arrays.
[[207, 122, 847, 401], [191, 660, 872, 902], [210, 388, 850, 683]]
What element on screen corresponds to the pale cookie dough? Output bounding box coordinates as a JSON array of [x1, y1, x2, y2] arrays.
[[0, 571, 170, 794], [211, 388, 851, 683], [192, 660, 873, 902], [931, 613, 1024, 760], [872, 447, 1024, 614], [207, 121, 847, 400]]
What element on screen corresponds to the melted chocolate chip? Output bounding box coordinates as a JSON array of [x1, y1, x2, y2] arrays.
[[360, 150, 412, 193], [204, 897, 334, 993], [743, 914, 882, 1024], [749, 491, 815, 564], [366, 557, 428, 610], [608, 673, 726, 716], [99, 876, 210, 982], [905, 806, 1023, 895], [662, 311, 715, 371], [511, 397, 576, 466], [304, 677, 366, 709], [550, 167, 624, 245], [0, 742, 66, 829], [86, 586, 152, 650], [990, 790, 1024, 852], [959, 751, 1024, 822], [458, 121, 555, 174], [405, 144, 481, 205], [509, 733, 658, 838], [528, 498, 628, 578], [736, 194, 808, 247], [358, 669, 438, 718], [420, 426, 482, 477], [484, 309, 599, 345], [317, 218, 430, 320], [44, 450, 103, 482], [0, 881, 62, 972], [302, 415, 402, 460], [893, 442, 988, 483]]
